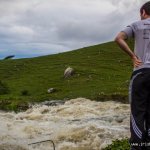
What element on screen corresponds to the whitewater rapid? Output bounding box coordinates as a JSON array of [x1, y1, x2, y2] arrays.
[[0, 98, 130, 150]]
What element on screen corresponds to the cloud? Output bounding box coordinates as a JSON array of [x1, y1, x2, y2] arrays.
[[0, 0, 148, 58]]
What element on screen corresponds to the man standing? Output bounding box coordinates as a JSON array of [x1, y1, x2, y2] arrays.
[[115, 1, 150, 150]]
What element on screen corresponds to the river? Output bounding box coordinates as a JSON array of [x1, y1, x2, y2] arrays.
[[0, 98, 130, 150]]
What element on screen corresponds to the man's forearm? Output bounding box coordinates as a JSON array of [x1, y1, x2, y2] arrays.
[[115, 38, 135, 59], [115, 32, 143, 68]]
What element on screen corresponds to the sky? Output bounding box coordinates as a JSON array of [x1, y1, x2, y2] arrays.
[[0, 0, 148, 58]]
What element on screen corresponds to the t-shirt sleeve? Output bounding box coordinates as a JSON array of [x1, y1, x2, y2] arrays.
[[122, 25, 134, 38]]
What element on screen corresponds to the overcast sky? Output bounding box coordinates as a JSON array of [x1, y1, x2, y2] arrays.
[[0, 0, 148, 58]]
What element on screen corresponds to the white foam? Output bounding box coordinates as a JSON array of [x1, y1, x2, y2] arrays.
[[0, 98, 130, 150]]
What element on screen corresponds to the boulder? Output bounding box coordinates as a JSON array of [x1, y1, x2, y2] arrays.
[[47, 88, 56, 93], [64, 67, 75, 78], [41, 100, 65, 106]]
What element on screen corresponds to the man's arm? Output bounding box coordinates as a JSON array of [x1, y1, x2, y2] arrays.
[[115, 31, 143, 68]]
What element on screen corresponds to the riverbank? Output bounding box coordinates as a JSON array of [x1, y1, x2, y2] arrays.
[[0, 93, 129, 111]]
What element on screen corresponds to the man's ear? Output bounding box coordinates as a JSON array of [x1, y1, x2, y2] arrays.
[[142, 9, 146, 16]]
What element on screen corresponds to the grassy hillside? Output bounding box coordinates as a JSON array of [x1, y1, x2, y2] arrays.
[[0, 40, 134, 110]]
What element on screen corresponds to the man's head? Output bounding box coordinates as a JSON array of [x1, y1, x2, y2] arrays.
[[140, 1, 150, 20]]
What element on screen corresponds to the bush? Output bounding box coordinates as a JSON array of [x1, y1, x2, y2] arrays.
[[0, 81, 9, 95], [21, 90, 30, 96], [102, 138, 130, 150]]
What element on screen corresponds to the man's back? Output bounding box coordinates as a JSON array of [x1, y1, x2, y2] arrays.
[[123, 18, 150, 71]]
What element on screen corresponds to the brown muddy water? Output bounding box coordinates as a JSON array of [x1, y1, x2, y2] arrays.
[[0, 98, 130, 150]]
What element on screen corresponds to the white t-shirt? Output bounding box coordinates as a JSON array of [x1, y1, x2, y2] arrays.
[[122, 18, 150, 71]]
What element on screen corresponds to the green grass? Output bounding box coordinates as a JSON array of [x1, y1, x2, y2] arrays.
[[0, 40, 134, 110], [102, 138, 130, 150]]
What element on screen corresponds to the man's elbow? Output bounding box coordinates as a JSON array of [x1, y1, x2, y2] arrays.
[[114, 36, 121, 43], [114, 32, 127, 43]]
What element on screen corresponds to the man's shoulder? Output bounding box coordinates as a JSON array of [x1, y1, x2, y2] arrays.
[[131, 19, 150, 27], [131, 20, 142, 26]]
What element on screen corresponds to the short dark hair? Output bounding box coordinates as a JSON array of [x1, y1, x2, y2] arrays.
[[140, 1, 150, 15]]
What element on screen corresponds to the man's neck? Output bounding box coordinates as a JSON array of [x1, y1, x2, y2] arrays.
[[145, 15, 150, 19]]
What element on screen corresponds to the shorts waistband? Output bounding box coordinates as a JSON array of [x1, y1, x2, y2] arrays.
[[131, 68, 150, 78]]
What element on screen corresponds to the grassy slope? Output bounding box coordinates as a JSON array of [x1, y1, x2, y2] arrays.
[[0, 40, 134, 110]]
